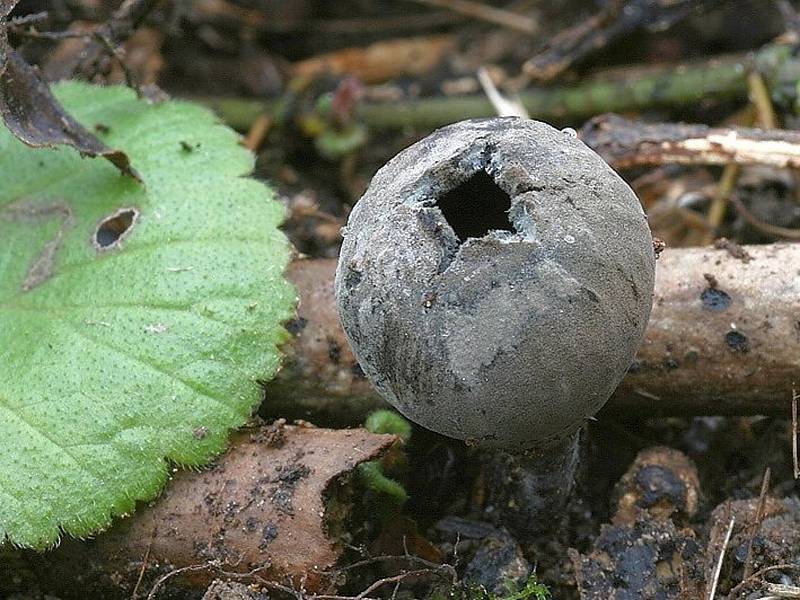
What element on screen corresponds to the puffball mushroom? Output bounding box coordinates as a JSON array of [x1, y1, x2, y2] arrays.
[[335, 117, 655, 534]]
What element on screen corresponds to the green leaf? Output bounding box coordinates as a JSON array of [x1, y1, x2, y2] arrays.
[[0, 83, 295, 548]]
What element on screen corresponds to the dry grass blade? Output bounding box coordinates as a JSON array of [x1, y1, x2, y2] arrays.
[[760, 582, 800, 598], [748, 71, 778, 129], [707, 515, 735, 600], [477, 67, 528, 119], [793, 385, 799, 479], [243, 114, 272, 151], [704, 163, 741, 245]]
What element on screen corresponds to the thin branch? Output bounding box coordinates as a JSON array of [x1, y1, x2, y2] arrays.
[[322, 553, 453, 577], [202, 43, 797, 131], [7, 11, 47, 26], [147, 564, 218, 600], [146, 562, 301, 600], [581, 115, 800, 172], [317, 567, 453, 600], [762, 582, 800, 598], [728, 564, 800, 598], [729, 194, 800, 240]]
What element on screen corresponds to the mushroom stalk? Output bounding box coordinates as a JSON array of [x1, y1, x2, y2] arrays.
[[334, 118, 656, 535], [483, 431, 581, 539]]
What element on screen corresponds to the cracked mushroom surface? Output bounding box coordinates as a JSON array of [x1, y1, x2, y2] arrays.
[[335, 117, 655, 451]]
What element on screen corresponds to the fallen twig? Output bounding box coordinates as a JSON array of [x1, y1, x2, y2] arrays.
[[707, 514, 735, 600], [202, 43, 798, 131], [523, 0, 705, 82], [727, 564, 800, 598], [580, 114, 800, 171], [265, 243, 800, 421], [760, 582, 800, 598]]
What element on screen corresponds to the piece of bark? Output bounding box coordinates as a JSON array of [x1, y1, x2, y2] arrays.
[[264, 243, 800, 422], [0, 422, 397, 598], [581, 113, 800, 171], [265, 259, 382, 425]]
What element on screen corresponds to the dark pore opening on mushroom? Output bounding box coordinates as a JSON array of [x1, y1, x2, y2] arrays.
[[436, 170, 514, 242], [94, 208, 137, 249]]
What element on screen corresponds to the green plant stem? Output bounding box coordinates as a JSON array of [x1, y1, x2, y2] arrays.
[[198, 43, 797, 131], [357, 460, 408, 504]]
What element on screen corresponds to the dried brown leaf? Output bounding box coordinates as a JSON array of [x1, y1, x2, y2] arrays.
[[94, 423, 398, 594], [0, 3, 140, 181], [0, 423, 399, 596]]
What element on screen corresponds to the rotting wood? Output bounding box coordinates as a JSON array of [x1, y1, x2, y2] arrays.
[[264, 243, 800, 422]]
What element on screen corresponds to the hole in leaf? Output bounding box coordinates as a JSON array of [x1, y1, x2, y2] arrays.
[[94, 208, 138, 249], [436, 170, 514, 243]]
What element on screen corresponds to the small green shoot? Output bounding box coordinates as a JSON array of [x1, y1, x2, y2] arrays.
[[357, 409, 411, 504]]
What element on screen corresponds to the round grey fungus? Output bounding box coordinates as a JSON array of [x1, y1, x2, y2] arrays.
[[335, 117, 655, 454]]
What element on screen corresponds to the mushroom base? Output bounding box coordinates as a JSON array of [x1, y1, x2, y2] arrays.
[[482, 430, 580, 541]]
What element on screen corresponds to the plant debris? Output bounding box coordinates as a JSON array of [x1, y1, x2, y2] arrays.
[[570, 448, 706, 599], [0, 1, 139, 180], [0, 423, 398, 598], [263, 242, 800, 422], [4, 1, 800, 597]]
